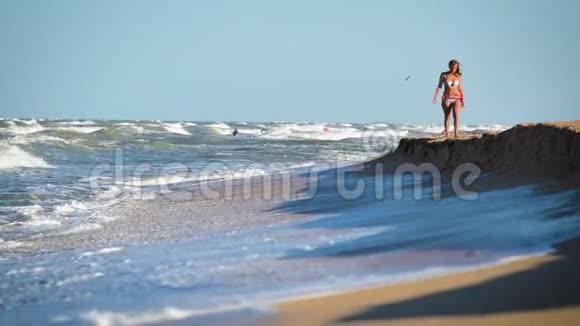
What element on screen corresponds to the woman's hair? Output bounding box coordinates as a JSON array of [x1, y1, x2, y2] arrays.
[[448, 59, 462, 76]]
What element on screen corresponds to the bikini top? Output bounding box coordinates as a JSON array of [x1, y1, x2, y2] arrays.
[[446, 75, 460, 88], [445, 76, 459, 87]]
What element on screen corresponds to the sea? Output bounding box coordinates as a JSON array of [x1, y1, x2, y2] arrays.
[[1, 118, 579, 325]]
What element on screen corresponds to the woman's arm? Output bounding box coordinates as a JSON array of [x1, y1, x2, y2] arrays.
[[433, 73, 445, 104]]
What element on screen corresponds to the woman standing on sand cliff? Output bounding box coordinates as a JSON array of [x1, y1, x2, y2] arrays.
[[433, 59, 464, 137]]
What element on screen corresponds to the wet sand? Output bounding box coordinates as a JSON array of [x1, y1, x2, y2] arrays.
[[275, 237, 580, 326]]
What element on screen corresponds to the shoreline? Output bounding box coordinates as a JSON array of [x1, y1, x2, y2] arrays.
[[12, 121, 580, 257], [274, 236, 580, 326], [2, 120, 579, 325], [151, 248, 558, 326], [272, 121, 580, 326]]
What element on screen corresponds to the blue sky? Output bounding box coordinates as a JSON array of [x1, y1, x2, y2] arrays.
[[1, 0, 578, 124]]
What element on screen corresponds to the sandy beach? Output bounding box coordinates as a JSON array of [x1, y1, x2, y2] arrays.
[[273, 121, 580, 326], [276, 237, 580, 326]]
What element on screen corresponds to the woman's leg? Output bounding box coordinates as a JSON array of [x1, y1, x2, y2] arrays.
[[452, 101, 460, 137], [441, 100, 452, 137]]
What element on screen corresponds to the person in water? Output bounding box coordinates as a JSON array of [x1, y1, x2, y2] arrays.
[[433, 59, 464, 137], [232, 128, 239, 136]]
